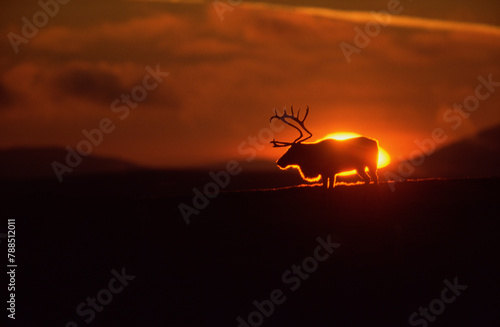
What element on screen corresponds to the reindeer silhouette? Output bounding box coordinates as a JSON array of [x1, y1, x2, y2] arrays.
[[270, 106, 379, 188]]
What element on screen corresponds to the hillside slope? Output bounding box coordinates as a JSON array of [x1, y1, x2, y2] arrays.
[[382, 125, 500, 179]]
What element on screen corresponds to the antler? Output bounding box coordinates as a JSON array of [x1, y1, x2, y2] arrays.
[[270, 106, 312, 147]]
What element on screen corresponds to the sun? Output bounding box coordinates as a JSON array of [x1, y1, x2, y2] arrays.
[[324, 132, 361, 141], [321, 132, 391, 176]]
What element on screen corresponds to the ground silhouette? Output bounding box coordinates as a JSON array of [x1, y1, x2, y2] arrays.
[[2, 175, 499, 326]]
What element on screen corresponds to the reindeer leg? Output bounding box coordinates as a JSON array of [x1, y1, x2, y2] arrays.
[[357, 168, 371, 185], [330, 174, 337, 189], [368, 166, 378, 185], [323, 177, 329, 189]]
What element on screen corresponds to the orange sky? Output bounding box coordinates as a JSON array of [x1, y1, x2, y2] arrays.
[[1, 0, 500, 168]]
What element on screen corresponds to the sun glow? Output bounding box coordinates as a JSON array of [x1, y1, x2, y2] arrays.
[[323, 132, 361, 141], [321, 132, 391, 176]]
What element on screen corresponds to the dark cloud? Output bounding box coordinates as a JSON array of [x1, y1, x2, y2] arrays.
[[0, 82, 15, 108], [148, 83, 183, 112], [54, 67, 126, 104]]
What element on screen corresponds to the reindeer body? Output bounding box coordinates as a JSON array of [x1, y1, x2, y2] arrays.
[[270, 106, 380, 188], [277, 137, 379, 188]]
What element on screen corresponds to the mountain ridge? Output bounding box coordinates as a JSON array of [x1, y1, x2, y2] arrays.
[[0, 146, 141, 181], [382, 124, 500, 179]]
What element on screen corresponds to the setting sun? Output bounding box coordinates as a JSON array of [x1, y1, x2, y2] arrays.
[[322, 132, 391, 176]]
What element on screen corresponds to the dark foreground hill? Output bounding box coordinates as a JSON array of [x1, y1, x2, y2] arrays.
[[1, 177, 499, 327]]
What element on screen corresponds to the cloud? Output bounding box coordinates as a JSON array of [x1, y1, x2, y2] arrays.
[[28, 12, 189, 58], [126, 0, 204, 3], [244, 2, 500, 36], [54, 65, 126, 104], [0, 82, 15, 108]]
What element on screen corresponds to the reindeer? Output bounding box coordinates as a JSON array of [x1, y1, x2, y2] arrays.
[[270, 106, 379, 188]]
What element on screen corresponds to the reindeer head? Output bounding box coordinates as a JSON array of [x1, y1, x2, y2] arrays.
[[270, 106, 313, 168]]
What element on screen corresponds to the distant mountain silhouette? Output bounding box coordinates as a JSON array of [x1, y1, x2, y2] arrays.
[[382, 125, 500, 179], [0, 147, 140, 180]]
